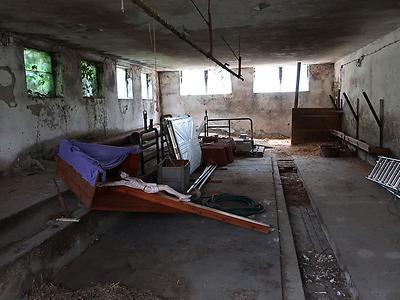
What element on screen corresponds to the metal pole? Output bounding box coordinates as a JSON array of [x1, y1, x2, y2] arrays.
[[329, 95, 337, 108], [362, 91, 381, 127], [143, 110, 148, 130], [380, 99, 384, 147], [189, 0, 208, 24], [187, 165, 213, 193], [195, 165, 216, 190], [356, 98, 360, 139], [343, 92, 357, 119], [238, 36, 242, 77], [131, 0, 244, 81], [250, 118, 254, 145], [208, 0, 213, 56], [294, 62, 301, 108], [198, 165, 217, 190]]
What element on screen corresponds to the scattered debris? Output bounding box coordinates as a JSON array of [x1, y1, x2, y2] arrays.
[[25, 281, 162, 300], [55, 217, 80, 223], [299, 250, 349, 299], [277, 156, 352, 299]]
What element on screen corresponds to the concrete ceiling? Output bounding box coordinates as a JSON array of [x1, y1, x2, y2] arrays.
[[1, 0, 400, 69]]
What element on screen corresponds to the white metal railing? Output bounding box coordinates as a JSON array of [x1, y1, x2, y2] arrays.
[[367, 156, 400, 198]]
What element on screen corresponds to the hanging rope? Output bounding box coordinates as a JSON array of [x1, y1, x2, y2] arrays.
[[147, 17, 159, 112]]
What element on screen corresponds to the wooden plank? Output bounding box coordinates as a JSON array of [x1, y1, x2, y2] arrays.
[[330, 130, 391, 155], [57, 154, 142, 207], [93, 187, 183, 214], [330, 130, 369, 152], [292, 108, 343, 115], [114, 186, 273, 234], [56, 157, 96, 207], [292, 108, 342, 144]]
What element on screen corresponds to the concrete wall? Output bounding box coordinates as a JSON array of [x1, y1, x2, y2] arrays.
[[0, 33, 160, 173], [335, 27, 400, 158], [159, 64, 334, 138]]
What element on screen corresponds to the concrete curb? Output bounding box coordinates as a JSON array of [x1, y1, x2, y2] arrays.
[[271, 156, 306, 300]]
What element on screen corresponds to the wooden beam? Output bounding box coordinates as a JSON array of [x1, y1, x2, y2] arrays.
[[93, 188, 184, 214], [56, 157, 96, 208], [330, 130, 391, 155]]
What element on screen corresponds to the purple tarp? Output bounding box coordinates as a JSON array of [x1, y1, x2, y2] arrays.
[[58, 139, 142, 186]]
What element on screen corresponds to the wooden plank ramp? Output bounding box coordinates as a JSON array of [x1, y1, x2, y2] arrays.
[[110, 186, 272, 234], [57, 157, 272, 234]]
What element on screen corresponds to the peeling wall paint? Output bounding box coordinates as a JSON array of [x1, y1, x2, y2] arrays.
[[160, 64, 334, 137], [0, 33, 160, 172], [0, 66, 16, 107], [335, 27, 400, 159]]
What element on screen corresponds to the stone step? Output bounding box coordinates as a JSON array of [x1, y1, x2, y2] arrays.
[[0, 206, 95, 299], [0, 190, 79, 250]]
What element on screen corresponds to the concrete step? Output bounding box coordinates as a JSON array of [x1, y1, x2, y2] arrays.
[[0, 207, 95, 300], [0, 184, 129, 300], [0, 190, 79, 250]]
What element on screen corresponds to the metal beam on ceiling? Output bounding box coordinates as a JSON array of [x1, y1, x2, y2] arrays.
[[130, 0, 244, 81]]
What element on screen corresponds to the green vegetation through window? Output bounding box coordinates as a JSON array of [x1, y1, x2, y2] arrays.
[[81, 60, 98, 97], [24, 48, 55, 97]]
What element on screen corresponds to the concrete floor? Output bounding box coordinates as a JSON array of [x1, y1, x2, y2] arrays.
[[54, 157, 285, 300], [295, 156, 400, 300]]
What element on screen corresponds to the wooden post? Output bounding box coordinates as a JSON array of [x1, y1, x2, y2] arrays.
[[294, 62, 301, 108]]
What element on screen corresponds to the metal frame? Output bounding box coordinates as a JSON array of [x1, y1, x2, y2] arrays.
[[204, 112, 254, 145], [160, 114, 173, 160], [367, 156, 400, 199], [139, 127, 160, 175]]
